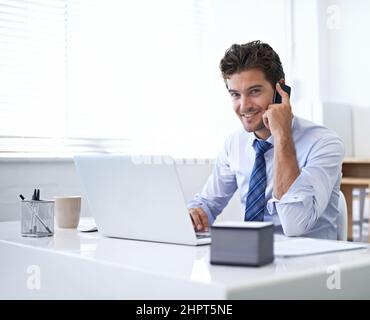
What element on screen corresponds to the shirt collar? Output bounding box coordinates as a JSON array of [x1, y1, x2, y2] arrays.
[[250, 115, 296, 147]]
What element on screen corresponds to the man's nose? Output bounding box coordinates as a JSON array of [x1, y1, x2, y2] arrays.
[[240, 95, 252, 113]]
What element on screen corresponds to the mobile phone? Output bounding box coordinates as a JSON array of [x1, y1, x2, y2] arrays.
[[273, 83, 291, 104]]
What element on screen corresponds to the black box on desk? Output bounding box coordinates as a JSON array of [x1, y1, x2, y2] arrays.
[[210, 221, 274, 267]]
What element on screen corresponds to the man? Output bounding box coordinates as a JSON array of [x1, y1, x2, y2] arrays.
[[188, 40, 344, 239]]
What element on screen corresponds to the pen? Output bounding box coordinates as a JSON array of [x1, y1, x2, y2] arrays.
[[32, 189, 40, 201], [19, 194, 52, 234]]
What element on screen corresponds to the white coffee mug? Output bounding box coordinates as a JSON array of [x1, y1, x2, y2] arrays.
[[54, 196, 81, 228]]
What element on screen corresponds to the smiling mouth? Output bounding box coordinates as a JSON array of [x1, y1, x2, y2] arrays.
[[241, 111, 260, 119]]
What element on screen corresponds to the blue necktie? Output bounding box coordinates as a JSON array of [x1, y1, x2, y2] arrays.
[[244, 139, 273, 221]]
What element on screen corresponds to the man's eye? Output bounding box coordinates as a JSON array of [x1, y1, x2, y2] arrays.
[[250, 89, 261, 95], [230, 92, 240, 98]]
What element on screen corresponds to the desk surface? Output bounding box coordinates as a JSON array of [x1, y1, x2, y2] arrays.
[[1, 221, 370, 299]]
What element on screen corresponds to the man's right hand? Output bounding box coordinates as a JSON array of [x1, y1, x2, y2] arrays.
[[189, 207, 209, 232]]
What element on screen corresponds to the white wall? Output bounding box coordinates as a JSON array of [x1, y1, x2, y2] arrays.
[[289, 0, 322, 122], [289, 0, 370, 157], [320, 0, 370, 156], [322, 0, 370, 107], [291, 0, 370, 111]]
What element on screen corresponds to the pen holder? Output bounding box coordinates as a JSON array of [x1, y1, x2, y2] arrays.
[[21, 200, 54, 237]]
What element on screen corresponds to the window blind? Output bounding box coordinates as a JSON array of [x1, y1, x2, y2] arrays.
[[0, 0, 67, 138]]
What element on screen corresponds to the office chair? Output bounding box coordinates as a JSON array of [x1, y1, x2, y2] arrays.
[[337, 191, 348, 241]]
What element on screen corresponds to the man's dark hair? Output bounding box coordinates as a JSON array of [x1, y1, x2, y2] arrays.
[[219, 40, 285, 88]]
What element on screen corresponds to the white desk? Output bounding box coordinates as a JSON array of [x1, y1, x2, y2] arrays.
[[1, 221, 370, 299]]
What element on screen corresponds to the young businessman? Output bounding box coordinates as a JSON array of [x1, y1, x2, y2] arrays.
[[188, 41, 344, 239]]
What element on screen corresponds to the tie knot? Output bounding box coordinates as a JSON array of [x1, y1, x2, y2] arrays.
[[254, 139, 272, 155]]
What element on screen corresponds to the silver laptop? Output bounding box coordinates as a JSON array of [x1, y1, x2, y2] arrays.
[[73, 154, 211, 246]]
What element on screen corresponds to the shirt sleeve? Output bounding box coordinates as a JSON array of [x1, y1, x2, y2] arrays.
[[266, 135, 345, 236], [187, 136, 238, 225]]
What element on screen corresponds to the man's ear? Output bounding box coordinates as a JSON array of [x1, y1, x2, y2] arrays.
[[279, 78, 285, 85]]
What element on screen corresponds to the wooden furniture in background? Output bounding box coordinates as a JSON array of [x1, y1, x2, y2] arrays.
[[341, 158, 370, 242]]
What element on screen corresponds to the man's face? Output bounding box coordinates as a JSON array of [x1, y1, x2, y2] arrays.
[[226, 69, 275, 139]]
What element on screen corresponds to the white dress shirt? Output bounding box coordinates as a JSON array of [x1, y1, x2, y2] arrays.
[[188, 116, 345, 240]]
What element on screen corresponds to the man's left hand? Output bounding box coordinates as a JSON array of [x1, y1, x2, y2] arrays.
[[262, 82, 293, 138]]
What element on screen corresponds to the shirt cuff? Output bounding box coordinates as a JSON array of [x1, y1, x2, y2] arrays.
[[266, 196, 279, 215], [267, 174, 313, 215]]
